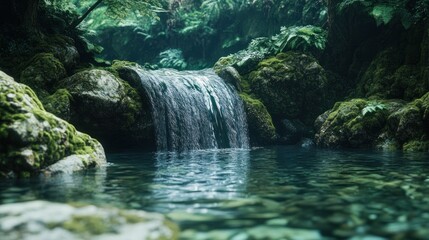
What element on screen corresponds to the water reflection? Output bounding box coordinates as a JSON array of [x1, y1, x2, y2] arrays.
[[148, 149, 250, 213], [1, 147, 429, 239]]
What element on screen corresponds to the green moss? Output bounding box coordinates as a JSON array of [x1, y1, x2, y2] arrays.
[[316, 98, 394, 148], [213, 55, 235, 74], [356, 48, 427, 100], [403, 140, 429, 152], [246, 52, 334, 125], [62, 215, 111, 235], [107, 60, 140, 78], [19, 53, 66, 99], [1, 72, 102, 176], [42, 89, 72, 120], [240, 93, 276, 146], [119, 211, 147, 224]]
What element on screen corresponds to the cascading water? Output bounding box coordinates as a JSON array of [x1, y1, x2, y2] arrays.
[[132, 68, 249, 151]]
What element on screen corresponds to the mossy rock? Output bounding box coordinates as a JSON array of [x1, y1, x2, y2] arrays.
[[0, 201, 179, 239], [387, 102, 424, 143], [246, 52, 337, 125], [403, 140, 429, 152], [315, 99, 402, 148], [316, 94, 429, 151], [106, 60, 143, 90], [42, 89, 72, 121], [35, 34, 80, 70], [19, 53, 66, 99], [56, 69, 154, 148], [0, 71, 106, 177], [240, 94, 276, 146], [356, 48, 427, 100]]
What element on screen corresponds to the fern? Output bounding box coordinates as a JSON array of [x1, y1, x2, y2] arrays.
[[272, 25, 327, 53], [362, 101, 386, 116], [201, 0, 243, 20]]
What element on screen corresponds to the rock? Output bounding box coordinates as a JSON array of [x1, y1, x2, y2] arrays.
[[213, 50, 266, 76], [246, 52, 336, 125], [315, 99, 398, 148], [36, 35, 80, 70], [240, 94, 276, 146], [217, 66, 242, 91], [0, 201, 179, 240], [0, 71, 106, 177], [277, 118, 311, 144], [56, 69, 154, 148], [42, 89, 72, 121], [315, 95, 429, 151], [356, 49, 426, 101], [387, 103, 424, 143], [403, 140, 429, 152], [19, 53, 66, 98]]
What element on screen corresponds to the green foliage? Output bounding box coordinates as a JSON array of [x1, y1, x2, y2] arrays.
[[362, 101, 387, 116], [273, 25, 327, 53], [45, 0, 165, 27], [101, 0, 163, 20], [337, 0, 429, 29], [156, 49, 187, 70], [176, 11, 214, 36], [201, 0, 244, 21]]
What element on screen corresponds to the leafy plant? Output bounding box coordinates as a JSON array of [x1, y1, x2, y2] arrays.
[[337, 0, 428, 29], [362, 101, 387, 116], [157, 49, 187, 70], [272, 25, 327, 53], [201, 0, 244, 20]]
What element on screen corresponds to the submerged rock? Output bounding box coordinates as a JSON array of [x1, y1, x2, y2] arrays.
[[0, 201, 179, 240], [240, 94, 276, 146], [0, 71, 106, 177], [56, 69, 153, 148]]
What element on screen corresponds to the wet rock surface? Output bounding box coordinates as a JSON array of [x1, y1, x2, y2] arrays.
[[0, 201, 179, 240], [56, 69, 154, 149], [0, 71, 106, 177]]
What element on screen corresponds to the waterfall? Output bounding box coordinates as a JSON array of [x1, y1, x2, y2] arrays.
[[132, 68, 249, 151]]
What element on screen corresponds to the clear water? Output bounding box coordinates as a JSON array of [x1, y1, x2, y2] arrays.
[[132, 68, 249, 151], [1, 146, 429, 239]]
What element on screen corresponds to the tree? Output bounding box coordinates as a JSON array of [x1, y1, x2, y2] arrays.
[[69, 0, 164, 28], [0, 0, 164, 32]]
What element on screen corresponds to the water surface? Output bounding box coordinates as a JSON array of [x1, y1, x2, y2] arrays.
[[1, 146, 429, 239]]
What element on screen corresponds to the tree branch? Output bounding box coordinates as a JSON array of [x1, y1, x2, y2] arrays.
[[70, 0, 104, 29]]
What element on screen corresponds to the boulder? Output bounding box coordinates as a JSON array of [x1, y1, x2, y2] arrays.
[[315, 95, 429, 151], [42, 89, 72, 121], [0, 201, 179, 240], [277, 118, 312, 144], [240, 94, 276, 146], [0, 71, 106, 178], [36, 35, 80, 70], [356, 49, 426, 100], [246, 52, 337, 126], [56, 69, 154, 148], [19, 53, 66, 98]]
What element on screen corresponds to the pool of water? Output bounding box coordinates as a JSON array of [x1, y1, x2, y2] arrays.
[[1, 146, 429, 239]]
